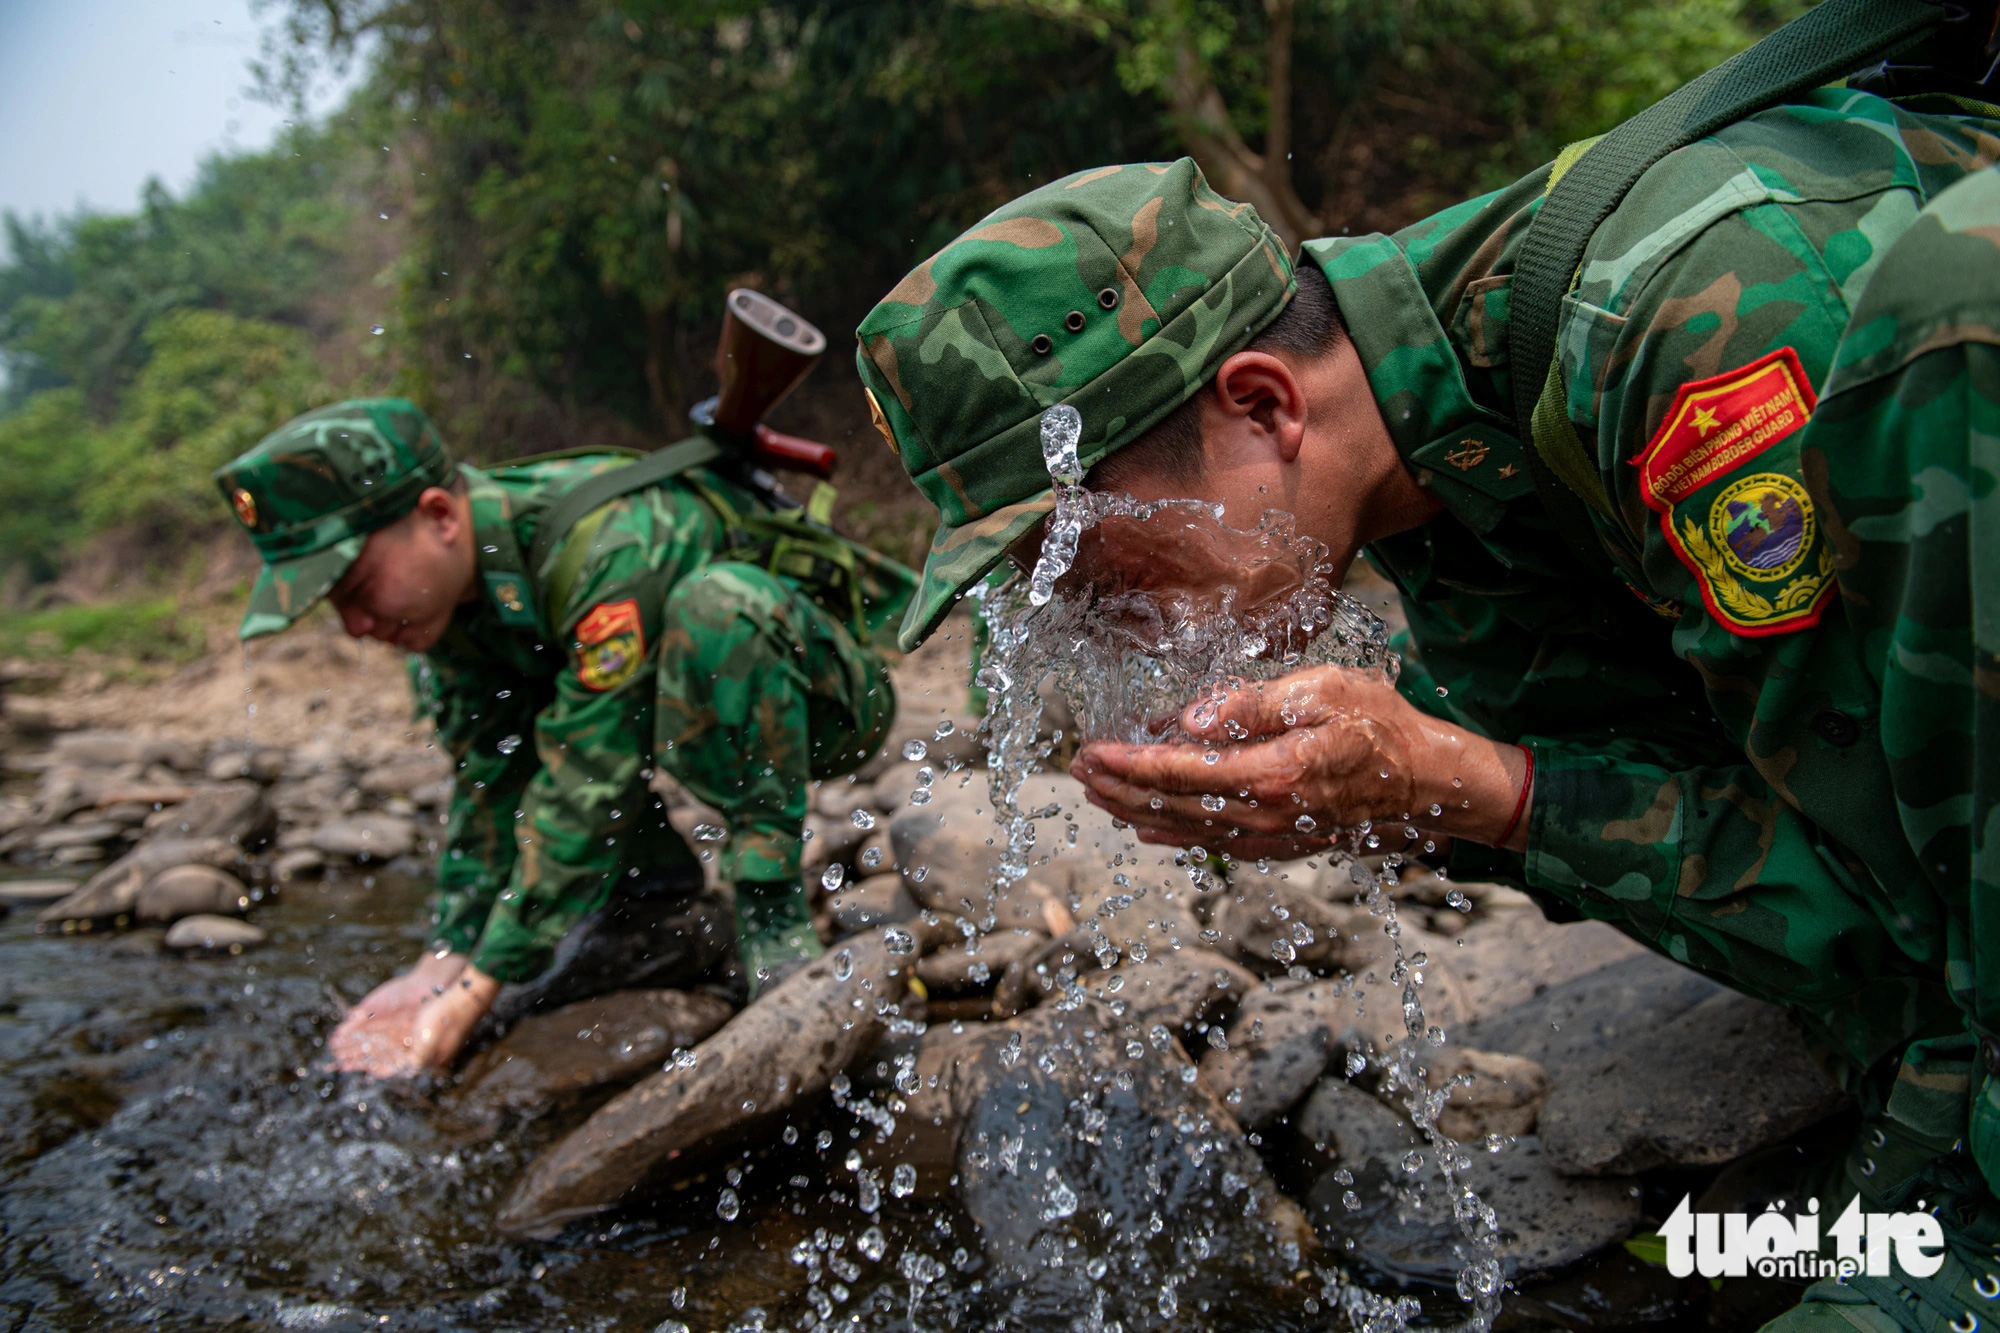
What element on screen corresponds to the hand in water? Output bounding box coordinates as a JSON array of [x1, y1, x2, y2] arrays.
[[1072, 664, 1531, 854], [329, 950, 493, 1075]]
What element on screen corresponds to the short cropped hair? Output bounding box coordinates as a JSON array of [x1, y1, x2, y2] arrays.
[[1088, 261, 1346, 491]]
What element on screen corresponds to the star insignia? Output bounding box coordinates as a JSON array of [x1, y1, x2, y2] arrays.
[[1497, 463, 1518, 480], [1692, 406, 1720, 437]]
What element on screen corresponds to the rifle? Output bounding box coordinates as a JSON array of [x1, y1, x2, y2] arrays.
[[691, 288, 838, 482]]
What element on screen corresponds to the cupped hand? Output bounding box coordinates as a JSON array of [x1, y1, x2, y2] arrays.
[[1071, 665, 1530, 855], [329, 950, 484, 1076]]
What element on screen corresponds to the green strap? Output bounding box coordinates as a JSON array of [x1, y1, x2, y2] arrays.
[[1508, 0, 1944, 559], [525, 435, 721, 602]]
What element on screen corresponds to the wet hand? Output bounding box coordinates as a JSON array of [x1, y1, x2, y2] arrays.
[[328, 952, 488, 1075], [1071, 665, 1530, 854]]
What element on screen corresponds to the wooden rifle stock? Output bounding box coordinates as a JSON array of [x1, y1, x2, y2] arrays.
[[712, 288, 836, 478]]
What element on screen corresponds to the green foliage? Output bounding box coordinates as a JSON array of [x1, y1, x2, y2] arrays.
[[0, 596, 205, 663], [0, 388, 94, 580]]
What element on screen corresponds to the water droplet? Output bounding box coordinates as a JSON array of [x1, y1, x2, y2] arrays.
[[1042, 1177, 1079, 1220], [822, 863, 846, 891], [1294, 814, 1317, 833], [1203, 751, 1220, 765], [1342, 1189, 1361, 1211], [1435, 684, 1450, 697], [884, 926, 915, 955], [1149, 796, 1164, 810], [1401, 1149, 1425, 1173], [1201, 794, 1226, 812], [858, 1226, 886, 1261], [832, 950, 853, 981], [859, 846, 883, 870], [693, 822, 726, 842], [370, 324, 385, 336], [892, 1163, 917, 1197], [717, 1188, 740, 1220], [1345, 1051, 1367, 1077], [670, 1046, 698, 1068], [850, 808, 876, 831], [902, 739, 927, 761], [934, 719, 955, 740], [1271, 937, 1296, 964], [909, 789, 932, 806], [1446, 887, 1471, 911], [496, 734, 522, 755]]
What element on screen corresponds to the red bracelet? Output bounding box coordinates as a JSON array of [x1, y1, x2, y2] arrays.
[[1494, 744, 1535, 848]]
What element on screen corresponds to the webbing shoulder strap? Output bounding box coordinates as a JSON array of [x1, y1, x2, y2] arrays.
[[525, 435, 721, 613], [1507, 0, 1944, 561]]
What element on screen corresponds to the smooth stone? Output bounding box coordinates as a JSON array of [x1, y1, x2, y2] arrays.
[[38, 836, 245, 923], [135, 865, 250, 923], [137, 782, 273, 846], [455, 988, 734, 1119], [282, 738, 350, 780], [50, 844, 109, 865], [1310, 1136, 1640, 1288], [358, 754, 451, 797], [32, 821, 123, 851], [52, 731, 200, 772], [272, 848, 326, 882], [1426, 1047, 1550, 1143], [1199, 979, 1343, 1131], [1442, 899, 1650, 1023], [827, 873, 920, 934], [1538, 990, 1848, 1176], [915, 927, 1043, 993], [206, 747, 287, 783], [163, 914, 267, 951], [813, 780, 875, 822], [308, 814, 418, 861], [1458, 951, 1724, 1084], [0, 878, 81, 903], [1293, 1077, 1420, 1176]]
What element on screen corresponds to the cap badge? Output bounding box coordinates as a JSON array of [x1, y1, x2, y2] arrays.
[[231, 488, 259, 529], [864, 387, 899, 456]]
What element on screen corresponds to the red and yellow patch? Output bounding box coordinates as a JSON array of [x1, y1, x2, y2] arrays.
[[1633, 347, 1835, 637], [572, 598, 645, 691], [231, 487, 259, 530]]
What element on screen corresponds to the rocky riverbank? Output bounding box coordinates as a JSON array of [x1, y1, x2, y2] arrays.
[[0, 596, 1857, 1328]]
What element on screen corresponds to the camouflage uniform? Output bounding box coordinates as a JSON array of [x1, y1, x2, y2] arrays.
[[857, 95, 2000, 1328], [215, 403, 906, 994]]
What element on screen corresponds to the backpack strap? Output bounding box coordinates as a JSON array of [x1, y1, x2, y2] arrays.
[[524, 436, 722, 617], [1508, 0, 1944, 563]]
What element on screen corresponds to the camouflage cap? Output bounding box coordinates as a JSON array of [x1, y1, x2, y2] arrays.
[[213, 398, 455, 640], [855, 157, 1295, 651]]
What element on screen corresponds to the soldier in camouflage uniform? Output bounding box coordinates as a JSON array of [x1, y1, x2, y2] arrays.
[[213, 400, 908, 1076], [857, 96, 2000, 1327]]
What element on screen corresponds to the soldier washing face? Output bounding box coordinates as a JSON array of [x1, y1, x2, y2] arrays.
[[861, 124, 2000, 1328]]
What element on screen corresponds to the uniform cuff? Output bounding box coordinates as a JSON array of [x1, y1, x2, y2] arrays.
[[468, 916, 557, 985], [1520, 740, 1682, 941]]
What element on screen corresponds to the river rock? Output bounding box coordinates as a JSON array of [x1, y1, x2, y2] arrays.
[[1537, 990, 1847, 1176], [496, 918, 956, 1237], [915, 927, 1044, 994], [1445, 896, 1650, 1021], [1198, 979, 1344, 1130], [1207, 872, 1356, 975], [358, 753, 451, 797], [135, 865, 250, 923], [309, 814, 418, 861], [138, 782, 272, 846], [1294, 1077, 1422, 1175], [454, 989, 734, 1120], [949, 999, 1317, 1292], [1310, 1135, 1640, 1288], [827, 873, 919, 933], [1458, 950, 1724, 1083], [38, 836, 244, 923], [49, 845, 108, 865], [813, 779, 876, 822], [31, 820, 123, 851], [1426, 1047, 1550, 1142], [0, 878, 80, 903], [52, 731, 199, 772], [206, 747, 287, 783], [282, 738, 349, 780], [163, 914, 267, 951]]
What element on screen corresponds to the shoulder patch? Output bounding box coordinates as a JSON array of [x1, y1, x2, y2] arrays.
[[1634, 347, 1835, 637], [571, 598, 645, 691]]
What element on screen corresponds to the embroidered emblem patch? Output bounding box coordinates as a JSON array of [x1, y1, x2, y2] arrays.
[[1634, 347, 1835, 637], [481, 571, 539, 628], [572, 598, 645, 691], [231, 487, 259, 529], [864, 386, 899, 456]]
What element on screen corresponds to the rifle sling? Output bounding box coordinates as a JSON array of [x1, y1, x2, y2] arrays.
[[1507, 0, 1945, 566], [526, 436, 722, 626]]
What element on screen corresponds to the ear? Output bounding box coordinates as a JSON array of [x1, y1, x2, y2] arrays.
[[1205, 350, 1307, 464], [412, 485, 467, 543]]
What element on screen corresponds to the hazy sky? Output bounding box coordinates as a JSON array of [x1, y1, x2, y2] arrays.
[[0, 0, 364, 227]]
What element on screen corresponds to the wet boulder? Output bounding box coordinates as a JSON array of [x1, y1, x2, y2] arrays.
[[357, 752, 451, 798], [1310, 1135, 1640, 1289], [1457, 950, 1723, 1083], [827, 873, 920, 934], [915, 927, 1043, 994], [1426, 1047, 1550, 1143], [39, 836, 246, 924], [1293, 1077, 1420, 1176], [454, 989, 734, 1121], [1536, 989, 1847, 1176], [948, 999, 1318, 1294], [163, 914, 267, 952], [206, 746, 287, 783], [135, 782, 272, 845], [1207, 866, 1356, 975], [1198, 978, 1344, 1131], [0, 878, 79, 905], [134, 865, 251, 923], [308, 814, 418, 861], [496, 919, 954, 1237]]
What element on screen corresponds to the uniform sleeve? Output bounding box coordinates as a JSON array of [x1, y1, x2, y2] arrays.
[[1504, 185, 1955, 1067], [417, 649, 543, 957]]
